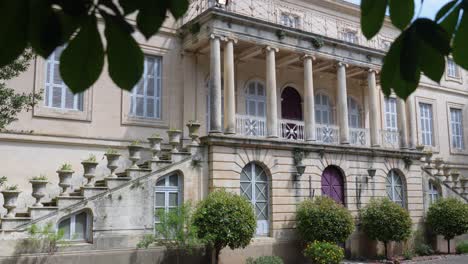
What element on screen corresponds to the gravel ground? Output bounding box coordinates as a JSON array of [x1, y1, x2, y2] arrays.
[[343, 254, 468, 264]]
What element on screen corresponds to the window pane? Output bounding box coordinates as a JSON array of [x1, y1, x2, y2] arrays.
[[52, 87, 62, 108], [136, 97, 144, 116], [146, 98, 154, 118], [156, 178, 165, 186], [74, 212, 87, 240], [65, 89, 75, 109], [155, 192, 165, 207], [169, 193, 178, 206], [169, 175, 178, 186], [58, 218, 71, 240]]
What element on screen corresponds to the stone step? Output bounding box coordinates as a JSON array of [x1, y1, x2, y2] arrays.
[[56, 196, 84, 209], [116, 171, 127, 178], [28, 206, 59, 219], [0, 217, 31, 230], [81, 186, 108, 198], [95, 180, 106, 187], [126, 168, 152, 179], [105, 177, 132, 189], [42, 199, 57, 207], [150, 160, 172, 171]]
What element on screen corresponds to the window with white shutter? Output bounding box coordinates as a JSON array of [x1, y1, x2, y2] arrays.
[[450, 108, 464, 150], [419, 103, 434, 146], [130, 56, 162, 119]]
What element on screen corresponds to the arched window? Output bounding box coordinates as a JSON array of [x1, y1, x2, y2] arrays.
[[206, 77, 224, 130], [245, 80, 266, 118], [386, 170, 405, 207], [240, 162, 269, 236], [428, 181, 440, 205], [315, 93, 334, 125], [58, 210, 91, 241], [155, 174, 181, 225], [347, 97, 362, 128]]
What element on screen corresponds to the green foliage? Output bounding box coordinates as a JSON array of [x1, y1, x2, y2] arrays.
[[193, 189, 256, 263], [0, 0, 189, 93], [31, 174, 48, 181], [4, 184, 19, 191], [296, 196, 354, 244], [0, 50, 42, 129], [84, 154, 97, 162], [360, 198, 412, 244], [137, 234, 156, 249], [0, 176, 7, 186], [59, 163, 73, 171], [27, 222, 66, 253], [360, 0, 468, 100], [426, 198, 468, 241], [105, 148, 119, 155], [414, 243, 434, 256], [130, 140, 142, 146], [246, 256, 284, 264], [402, 249, 415, 260], [303, 241, 344, 264], [456, 241, 468, 254]]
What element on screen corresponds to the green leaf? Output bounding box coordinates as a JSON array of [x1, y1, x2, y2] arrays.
[[104, 14, 144, 91], [169, 0, 189, 19], [389, 0, 414, 30], [28, 1, 63, 58], [60, 15, 104, 93], [0, 0, 29, 67], [400, 29, 419, 82], [439, 4, 461, 39], [436, 0, 457, 22], [136, 1, 167, 39], [452, 12, 468, 70], [361, 0, 388, 39], [413, 19, 450, 55], [119, 0, 142, 15], [419, 40, 445, 83], [380, 36, 403, 96]]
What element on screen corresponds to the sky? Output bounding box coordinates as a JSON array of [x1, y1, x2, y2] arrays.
[[345, 0, 451, 19]]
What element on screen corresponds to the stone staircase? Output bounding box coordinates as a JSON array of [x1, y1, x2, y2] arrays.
[[0, 125, 202, 233]]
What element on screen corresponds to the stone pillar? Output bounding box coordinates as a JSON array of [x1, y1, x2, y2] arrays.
[[303, 55, 316, 141], [406, 95, 418, 149], [223, 38, 236, 134], [336, 62, 349, 144], [397, 98, 409, 149], [367, 69, 380, 147], [209, 34, 223, 133], [265, 46, 279, 138]]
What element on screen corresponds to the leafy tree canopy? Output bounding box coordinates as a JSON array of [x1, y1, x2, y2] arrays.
[[0, 0, 189, 94], [361, 0, 468, 99]]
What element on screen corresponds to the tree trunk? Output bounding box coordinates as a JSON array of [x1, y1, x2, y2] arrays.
[[447, 239, 451, 254], [384, 241, 388, 259]]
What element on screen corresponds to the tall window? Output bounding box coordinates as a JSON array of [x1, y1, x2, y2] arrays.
[[154, 174, 181, 230], [450, 108, 464, 150], [386, 170, 405, 207], [240, 163, 269, 236], [45, 46, 83, 110], [341, 30, 358, 44], [384, 97, 398, 132], [130, 55, 162, 119], [419, 103, 434, 146], [280, 13, 299, 28], [447, 58, 460, 78], [245, 80, 266, 118], [58, 211, 91, 241], [347, 97, 362, 128], [315, 93, 334, 125], [428, 181, 440, 205]]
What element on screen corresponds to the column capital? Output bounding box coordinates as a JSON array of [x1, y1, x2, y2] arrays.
[[223, 34, 238, 44], [336, 61, 349, 68], [367, 68, 380, 74], [264, 45, 279, 53], [301, 54, 316, 61], [209, 33, 226, 41]]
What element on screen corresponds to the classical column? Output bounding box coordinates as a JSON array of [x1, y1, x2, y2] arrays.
[[303, 54, 316, 141], [397, 98, 409, 149], [367, 69, 380, 147], [209, 34, 223, 133], [265, 46, 279, 138], [406, 95, 418, 149], [336, 62, 349, 144], [223, 38, 237, 134]]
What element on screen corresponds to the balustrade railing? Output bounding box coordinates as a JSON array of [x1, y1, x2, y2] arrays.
[[350, 128, 369, 146], [381, 129, 401, 149], [236, 114, 266, 137], [316, 124, 340, 144], [279, 119, 305, 141], [183, 0, 394, 51]]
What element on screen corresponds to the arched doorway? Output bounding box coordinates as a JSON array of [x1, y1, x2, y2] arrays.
[[321, 166, 345, 204], [280, 87, 303, 139]]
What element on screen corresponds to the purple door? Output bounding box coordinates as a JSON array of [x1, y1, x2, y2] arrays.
[[321, 166, 344, 204]]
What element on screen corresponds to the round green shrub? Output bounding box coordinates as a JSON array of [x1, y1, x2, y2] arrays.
[[456, 241, 468, 254], [426, 198, 468, 253], [414, 243, 434, 256], [246, 256, 284, 264], [303, 241, 344, 264], [192, 189, 256, 263], [296, 196, 354, 244], [360, 198, 412, 257]]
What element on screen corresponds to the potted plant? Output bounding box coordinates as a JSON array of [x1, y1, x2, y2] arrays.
[[128, 140, 144, 169], [451, 169, 460, 183], [105, 148, 121, 178], [148, 133, 163, 161], [29, 175, 48, 207], [82, 154, 98, 187], [187, 120, 201, 146], [57, 163, 74, 196], [167, 129, 182, 153], [434, 158, 444, 175], [0, 177, 21, 218], [415, 144, 425, 151], [423, 150, 433, 168]]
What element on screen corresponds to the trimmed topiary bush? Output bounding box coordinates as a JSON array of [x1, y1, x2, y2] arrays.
[[456, 241, 468, 254], [192, 189, 256, 264], [303, 241, 344, 264], [246, 256, 284, 264], [426, 198, 468, 254], [360, 198, 412, 258], [296, 196, 354, 244]]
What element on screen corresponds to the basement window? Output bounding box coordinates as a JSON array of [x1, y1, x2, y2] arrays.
[[58, 211, 91, 241]]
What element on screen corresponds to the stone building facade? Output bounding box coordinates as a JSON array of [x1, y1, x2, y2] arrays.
[[0, 0, 467, 263]]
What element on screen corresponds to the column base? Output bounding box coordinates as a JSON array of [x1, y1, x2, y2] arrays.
[[371, 144, 381, 148], [267, 135, 279, 139], [209, 130, 223, 135], [224, 129, 236, 135], [340, 141, 350, 145], [306, 139, 317, 142]]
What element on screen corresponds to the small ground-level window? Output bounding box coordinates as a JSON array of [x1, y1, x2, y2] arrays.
[[154, 174, 181, 231], [428, 181, 440, 205], [58, 211, 91, 241]]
